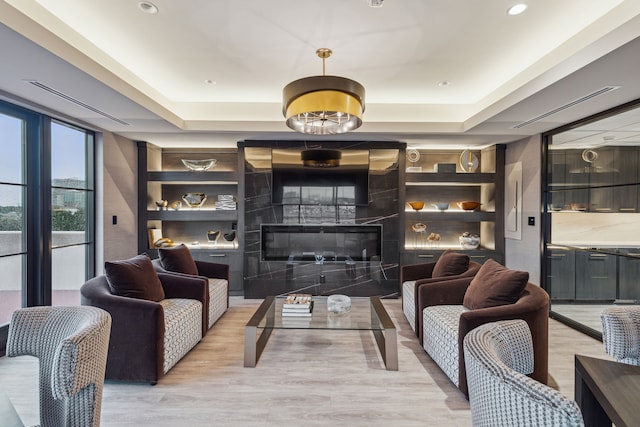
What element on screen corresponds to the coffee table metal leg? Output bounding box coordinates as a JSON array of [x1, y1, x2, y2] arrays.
[[244, 296, 275, 367], [370, 297, 398, 371]]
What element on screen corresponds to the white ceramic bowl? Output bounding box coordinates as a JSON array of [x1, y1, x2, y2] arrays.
[[327, 294, 351, 314]]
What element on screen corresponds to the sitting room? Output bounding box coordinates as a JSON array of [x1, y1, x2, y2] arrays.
[[1, 1, 640, 426]]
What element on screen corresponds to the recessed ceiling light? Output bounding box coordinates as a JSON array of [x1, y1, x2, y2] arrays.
[[204, 79, 216, 85], [437, 80, 450, 87], [138, 2, 158, 14], [507, 3, 527, 16]]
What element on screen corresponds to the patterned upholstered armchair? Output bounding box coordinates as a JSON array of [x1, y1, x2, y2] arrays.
[[401, 250, 481, 338], [152, 244, 229, 329], [464, 320, 584, 427], [601, 305, 640, 365], [7, 306, 112, 427]]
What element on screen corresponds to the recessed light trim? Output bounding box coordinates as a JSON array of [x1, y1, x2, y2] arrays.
[[204, 79, 216, 85], [138, 2, 159, 14], [437, 80, 450, 87], [507, 3, 527, 16]]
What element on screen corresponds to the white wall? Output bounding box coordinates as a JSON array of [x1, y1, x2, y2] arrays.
[[101, 132, 138, 269], [504, 135, 542, 284]]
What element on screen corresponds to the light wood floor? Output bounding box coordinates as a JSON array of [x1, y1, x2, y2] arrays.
[[0, 298, 610, 427]]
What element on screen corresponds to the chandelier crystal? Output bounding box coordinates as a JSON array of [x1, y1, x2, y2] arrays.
[[283, 48, 365, 135]]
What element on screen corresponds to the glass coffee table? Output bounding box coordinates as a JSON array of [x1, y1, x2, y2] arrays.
[[244, 296, 398, 370]]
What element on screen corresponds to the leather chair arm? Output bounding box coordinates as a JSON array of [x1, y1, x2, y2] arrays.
[[195, 260, 229, 280], [401, 261, 436, 283], [456, 284, 550, 396], [80, 276, 164, 382]]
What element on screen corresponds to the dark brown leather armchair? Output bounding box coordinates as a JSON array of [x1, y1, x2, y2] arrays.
[[80, 272, 208, 384], [417, 276, 549, 396]]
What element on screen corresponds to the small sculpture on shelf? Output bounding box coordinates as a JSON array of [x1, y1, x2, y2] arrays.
[[182, 192, 207, 208], [207, 230, 220, 242], [427, 232, 441, 248], [155, 200, 168, 210], [459, 232, 480, 249], [169, 201, 182, 210]]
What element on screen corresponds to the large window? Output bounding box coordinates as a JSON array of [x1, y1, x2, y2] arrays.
[[0, 108, 26, 325], [0, 100, 95, 330]]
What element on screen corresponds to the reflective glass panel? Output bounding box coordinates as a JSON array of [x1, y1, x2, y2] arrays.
[[51, 245, 86, 306], [51, 121, 88, 189]]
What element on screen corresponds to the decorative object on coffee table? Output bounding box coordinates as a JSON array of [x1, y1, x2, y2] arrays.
[[327, 294, 352, 314]]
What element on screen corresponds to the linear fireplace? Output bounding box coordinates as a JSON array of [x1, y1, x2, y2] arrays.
[[261, 224, 382, 262]]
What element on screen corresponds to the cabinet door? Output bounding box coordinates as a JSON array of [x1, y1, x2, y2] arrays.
[[575, 251, 617, 300], [588, 148, 615, 212], [546, 249, 575, 300], [613, 148, 639, 212], [191, 250, 244, 295], [619, 251, 640, 301]]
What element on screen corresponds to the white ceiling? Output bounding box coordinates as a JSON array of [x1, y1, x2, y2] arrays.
[[1, 0, 640, 148]]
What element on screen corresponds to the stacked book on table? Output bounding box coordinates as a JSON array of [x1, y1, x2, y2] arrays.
[[281, 293, 313, 317]]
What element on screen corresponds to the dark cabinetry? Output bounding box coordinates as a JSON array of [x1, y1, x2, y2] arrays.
[[618, 250, 640, 301], [575, 251, 617, 300], [548, 147, 640, 212], [546, 248, 575, 300]]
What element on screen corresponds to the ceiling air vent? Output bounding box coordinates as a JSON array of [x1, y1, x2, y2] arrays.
[[512, 86, 620, 129], [25, 80, 130, 126]]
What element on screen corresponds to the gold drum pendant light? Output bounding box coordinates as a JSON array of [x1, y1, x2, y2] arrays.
[[283, 48, 365, 134]]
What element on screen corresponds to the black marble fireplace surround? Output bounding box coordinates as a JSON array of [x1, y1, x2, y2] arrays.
[[240, 140, 403, 299]]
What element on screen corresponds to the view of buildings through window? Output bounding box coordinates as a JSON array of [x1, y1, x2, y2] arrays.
[[0, 103, 94, 325]]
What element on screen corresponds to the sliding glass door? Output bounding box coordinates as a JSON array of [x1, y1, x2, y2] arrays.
[[50, 121, 94, 306], [0, 100, 95, 330], [0, 108, 27, 325]]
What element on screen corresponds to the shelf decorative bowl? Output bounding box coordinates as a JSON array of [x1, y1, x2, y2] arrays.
[[408, 201, 425, 211], [411, 223, 426, 233], [169, 201, 182, 210], [223, 231, 236, 241], [459, 232, 480, 249], [155, 200, 168, 210], [181, 158, 216, 171], [327, 294, 351, 314], [457, 201, 481, 211], [182, 192, 207, 208], [432, 202, 449, 211]]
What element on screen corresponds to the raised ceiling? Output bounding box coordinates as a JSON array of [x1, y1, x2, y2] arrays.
[[1, 0, 640, 148]]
